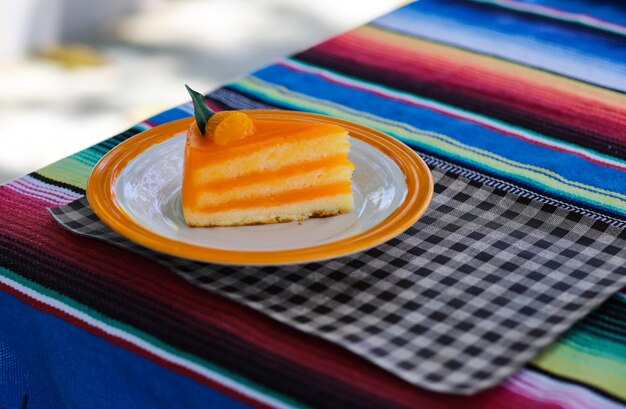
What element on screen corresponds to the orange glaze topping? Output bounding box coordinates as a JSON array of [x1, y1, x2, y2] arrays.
[[187, 118, 346, 158]]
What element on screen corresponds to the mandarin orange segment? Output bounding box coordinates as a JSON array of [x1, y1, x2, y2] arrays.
[[206, 111, 255, 145]]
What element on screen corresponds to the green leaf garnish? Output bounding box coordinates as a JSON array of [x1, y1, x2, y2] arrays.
[[185, 84, 215, 135]]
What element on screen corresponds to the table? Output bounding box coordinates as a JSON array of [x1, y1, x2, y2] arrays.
[[1, 1, 625, 408]]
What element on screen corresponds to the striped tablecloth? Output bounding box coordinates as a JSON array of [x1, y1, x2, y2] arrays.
[[1, 1, 625, 408]]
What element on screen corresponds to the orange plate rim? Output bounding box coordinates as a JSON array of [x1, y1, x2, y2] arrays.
[[86, 110, 434, 265]]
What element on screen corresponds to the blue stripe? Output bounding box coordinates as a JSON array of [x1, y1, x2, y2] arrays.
[[147, 106, 192, 125], [243, 64, 626, 197], [0, 289, 251, 409], [374, 0, 626, 92], [502, 0, 626, 27]]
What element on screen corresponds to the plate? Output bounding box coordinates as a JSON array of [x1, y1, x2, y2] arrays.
[[87, 111, 433, 265]]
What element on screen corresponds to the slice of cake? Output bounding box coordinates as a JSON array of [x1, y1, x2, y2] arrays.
[[182, 85, 354, 227]]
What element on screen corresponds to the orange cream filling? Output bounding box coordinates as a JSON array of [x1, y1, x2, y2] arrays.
[[186, 119, 347, 164], [189, 182, 352, 213], [200, 154, 353, 191]]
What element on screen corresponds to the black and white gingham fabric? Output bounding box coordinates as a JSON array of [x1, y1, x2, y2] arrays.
[[49, 168, 626, 394]]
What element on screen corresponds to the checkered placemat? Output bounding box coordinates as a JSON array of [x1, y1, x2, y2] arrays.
[[49, 168, 626, 394]]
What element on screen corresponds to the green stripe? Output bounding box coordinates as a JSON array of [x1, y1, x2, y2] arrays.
[[72, 125, 149, 166], [69, 151, 100, 168], [231, 76, 626, 214], [533, 302, 626, 401], [75, 147, 106, 164], [38, 157, 94, 189], [558, 324, 626, 363], [0, 266, 306, 409], [533, 331, 626, 400], [36, 124, 150, 189]]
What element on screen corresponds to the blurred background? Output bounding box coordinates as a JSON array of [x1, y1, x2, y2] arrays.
[[0, 0, 404, 183]]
